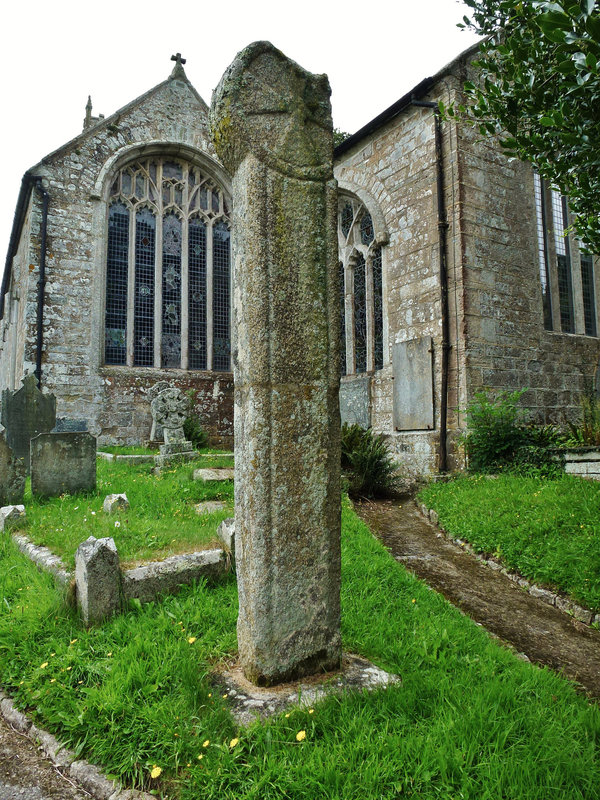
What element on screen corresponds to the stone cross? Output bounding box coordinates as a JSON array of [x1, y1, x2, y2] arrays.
[[211, 41, 341, 686], [151, 387, 188, 446], [171, 52, 187, 66], [147, 381, 172, 441]]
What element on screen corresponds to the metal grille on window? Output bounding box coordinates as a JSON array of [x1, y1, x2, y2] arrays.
[[134, 208, 155, 366], [354, 254, 367, 373], [533, 174, 553, 330], [213, 222, 231, 371], [580, 252, 597, 337], [551, 190, 574, 333], [105, 203, 129, 364], [372, 246, 383, 369], [161, 213, 182, 368], [105, 156, 232, 370], [339, 262, 346, 375], [188, 218, 207, 369]]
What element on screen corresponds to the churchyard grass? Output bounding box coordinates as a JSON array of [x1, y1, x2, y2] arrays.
[[419, 473, 600, 613], [1, 496, 599, 799], [15, 457, 234, 567]]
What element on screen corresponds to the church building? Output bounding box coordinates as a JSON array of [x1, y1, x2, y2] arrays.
[[2, 46, 599, 473]]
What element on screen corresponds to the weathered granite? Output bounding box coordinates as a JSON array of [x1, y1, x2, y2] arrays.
[[30, 431, 97, 497], [12, 533, 70, 585], [147, 381, 172, 441], [217, 517, 235, 554], [193, 468, 234, 482], [195, 500, 228, 514], [0, 375, 56, 472], [0, 504, 25, 532], [103, 493, 130, 514], [122, 549, 227, 604], [75, 536, 121, 626], [211, 41, 341, 685], [0, 433, 25, 505]]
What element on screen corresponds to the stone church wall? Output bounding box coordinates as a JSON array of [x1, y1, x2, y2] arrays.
[[1, 74, 234, 446]]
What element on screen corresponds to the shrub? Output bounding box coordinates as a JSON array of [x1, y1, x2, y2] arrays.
[[183, 415, 209, 450], [566, 392, 600, 446], [462, 390, 527, 472], [341, 423, 401, 498], [463, 390, 563, 476]]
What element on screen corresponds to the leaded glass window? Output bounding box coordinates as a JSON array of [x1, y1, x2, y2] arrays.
[[104, 156, 231, 371], [338, 196, 385, 374], [551, 189, 575, 333]]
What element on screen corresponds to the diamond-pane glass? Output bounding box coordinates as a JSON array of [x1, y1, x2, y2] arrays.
[[134, 208, 155, 366], [213, 222, 231, 372], [360, 213, 374, 245], [372, 246, 383, 369], [552, 191, 574, 333], [161, 213, 182, 368], [341, 203, 353, 239], [339, 262, 346, 376], [581, 253, 597, 337], [105, 202, 129, 365], [354, 254, 367, 373], [189, 218, 207, 369]]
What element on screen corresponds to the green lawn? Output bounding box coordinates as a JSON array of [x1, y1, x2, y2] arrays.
[[0, 492, 599, 799], [15, 457, 234, 568], [419, 473, 600, 612]]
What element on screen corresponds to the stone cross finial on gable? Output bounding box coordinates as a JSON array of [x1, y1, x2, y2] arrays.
[[170, 53, 187, 80]]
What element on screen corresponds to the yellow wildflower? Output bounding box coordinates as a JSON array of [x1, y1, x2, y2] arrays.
[[296, 730, 306, 742], [188, 637, 197, 644], [197, 753, 204, 760], [230, 737, 239, 748], [308, 709, 314, 714], [40, 662, 49, 669], [150, 765, 162, 779], [202, 739, 210, 748], [285, 713, 290, 718]]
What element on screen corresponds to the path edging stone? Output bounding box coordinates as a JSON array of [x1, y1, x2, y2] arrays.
[[418, 502, 600, 628], [0, 690, 154, 799]]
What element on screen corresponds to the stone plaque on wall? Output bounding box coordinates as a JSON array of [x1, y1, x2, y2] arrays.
[[339, 375, 371, 429], [392, 337, 434, 431]]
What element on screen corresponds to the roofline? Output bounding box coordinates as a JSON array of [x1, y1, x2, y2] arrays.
[[1, 171, 37, 320], [334, 40, 481, 158]]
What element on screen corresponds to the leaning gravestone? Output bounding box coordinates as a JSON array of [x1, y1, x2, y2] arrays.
[[152, 388, 196, 466], [0, 432, 25, 505], [1, 375, 56, 472], [212, 41, 342, 685], [75, 536, 121, 626], [30, 432, 97, 498]]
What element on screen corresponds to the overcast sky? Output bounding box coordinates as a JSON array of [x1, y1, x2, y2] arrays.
[[1, 0, 480, 263]]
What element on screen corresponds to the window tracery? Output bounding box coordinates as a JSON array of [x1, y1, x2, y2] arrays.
[[105, 156, 231, 370], [338, 197, 384, 375]]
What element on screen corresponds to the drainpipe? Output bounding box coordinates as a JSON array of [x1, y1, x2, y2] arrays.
[[33, 179, 49, 389], [411, 99, 451, 472]]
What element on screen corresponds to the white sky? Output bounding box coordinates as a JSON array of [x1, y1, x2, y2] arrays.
[[1, 0, 479, 263]]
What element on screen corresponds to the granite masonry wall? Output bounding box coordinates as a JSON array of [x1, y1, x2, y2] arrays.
[[0, 71, 234, 447]]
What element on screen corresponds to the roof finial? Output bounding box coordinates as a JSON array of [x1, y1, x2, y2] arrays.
[[170, 52, 187, 79], [83, 96, 93, 130]]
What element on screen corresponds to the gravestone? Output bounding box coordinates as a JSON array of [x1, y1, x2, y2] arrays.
[[147, 381, 172, 442], [30, 432, 97, 498], [151, 388, 196, 466], [75, 536, 121, 626], [212, 41, 342, 685], [0, 432, 25, 505], [1, 375, 56, 472]]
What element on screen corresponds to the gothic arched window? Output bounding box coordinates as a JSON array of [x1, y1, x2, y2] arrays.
[[104, 157, 231, 371], [338, 197, 384, 375]]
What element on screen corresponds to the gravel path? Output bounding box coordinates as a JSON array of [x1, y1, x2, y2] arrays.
[[356, 497, 600, 699], [0, 714, 90, 800]]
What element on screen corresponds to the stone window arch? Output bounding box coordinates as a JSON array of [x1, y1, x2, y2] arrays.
[[104, 156, 231, 371], [338, 196, 384, 375]]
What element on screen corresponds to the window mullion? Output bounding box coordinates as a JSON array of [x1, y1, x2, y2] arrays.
[[206, 219, 214, 371], [154, 163, 163, 369], [126, 205, 135, 367]]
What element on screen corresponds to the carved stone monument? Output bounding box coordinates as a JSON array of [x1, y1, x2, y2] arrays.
[[151, 388, 196, 466], [212, 41, 341, 685], [1, 375, 56, 472], [0, 432, 25, 505], [147, 381, 172, 442]]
